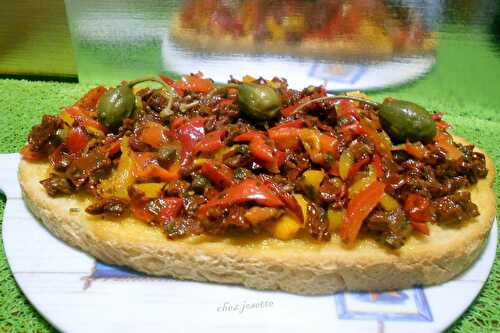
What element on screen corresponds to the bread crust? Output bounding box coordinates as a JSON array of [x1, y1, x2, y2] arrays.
[[18, 136, 496, 295]]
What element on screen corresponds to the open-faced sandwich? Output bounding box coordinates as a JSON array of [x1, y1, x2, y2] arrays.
[[19, 73, 495, 294], [170, 0, 436, 59]]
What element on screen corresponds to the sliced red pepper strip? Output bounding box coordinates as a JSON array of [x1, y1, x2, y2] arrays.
[[249, 136, 274, 162], [404, 193, 433, 223], [133, 152, 180, 182], [347, 157, 370, 180], [193, 129, 227, 155], [268, 119, 304, 131], [160, 75, 185, 96], [179, 74, 214, 94], [248, 136, 285, 173], [47, 127, 88, 166], [97, 138, 121, 157], [436, 121, 450, 130], [405, 143, 426, 160], [174, 117, 206, 167], [138, 122, 169, 149], [319, 133, 339, 157], [372, 154, 384, 178], [200, 160, 234, 189], [171, 116, 188, 130], [65, 126, 89, 154], [411, 222, 430, 235], [220, 98, 234, 106], [233, 131, 266, 142], [336, 101, 361, 120], [48, 145, 66, 168], [432, 113, 450, 130], [20, 145, 44, 161], [197, 179, 284, 216], [168, 74, 214, 96], [131, 200, 154, 222], [74, 86, 107, 111], [268, 127, 301, 151], [263, 178, 303, 224], [268, 120, 304, 151], [157, 197, 184, 221], [281, 96, 311, 116], [339, 181, 385, 245], [63, 106, 107, 133], [328, 163, 340, 177], [434, 132, 462, 160], [159, 75, 175, 85], [131, 197, 184, 223], [340, 123, 364, 137], [360, 118, 391, 154]]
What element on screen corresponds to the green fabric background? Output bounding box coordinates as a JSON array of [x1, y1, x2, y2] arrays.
[[1, 33, 499, 332]]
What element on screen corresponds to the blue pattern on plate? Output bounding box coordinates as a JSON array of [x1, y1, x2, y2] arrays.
[[352, 291, 409, 304], [93, 261, 142, 278], [308, 62, 366, 85], [335, 288, 433, 322]]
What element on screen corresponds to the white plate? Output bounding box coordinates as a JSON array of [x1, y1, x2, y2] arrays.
[[161, 32, 435, 92], [1, 153, 496, 333]]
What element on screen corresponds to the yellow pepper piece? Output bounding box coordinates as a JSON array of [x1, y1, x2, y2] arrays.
[[327, 208, 345, 232], [265, 16, 285, 41], [269, 193, 309, 240], [133, 183, 166, 199], [59, 111, 75, 127], [302, 170, 325, 191], [282, 15, 305, 32], [380, 193, 400, 211], [98, 137, 134, 199], [214, 146, 233, 161], [299, 128, 323, 163], [348, 166, 377, 199], [358, 19, 393, 55], [345, 91, 371, 100], [293, 193, 309, 220], [269, 214, 302, 241], [339, 149, 354, 180], [242, 75, 256, 83], [85, 126, 105, 138], [193, 158, 209, 167]]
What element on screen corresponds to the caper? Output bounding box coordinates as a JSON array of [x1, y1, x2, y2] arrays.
[[235, 144, 250, 156], [324, 152, 335, 165], [237, 83, 282, 120], [234, 167, 250, 180], [191, 174, 210, 194], [157, 145, 178, 168], [378, 98, 437, 144]]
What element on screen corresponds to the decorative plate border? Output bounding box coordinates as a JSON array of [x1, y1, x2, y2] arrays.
[[335, 288, 433, 322]]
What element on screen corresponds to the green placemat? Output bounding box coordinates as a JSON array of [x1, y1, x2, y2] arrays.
[[0, 78, 498, 332]]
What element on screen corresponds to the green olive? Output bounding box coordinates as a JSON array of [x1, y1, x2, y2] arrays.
[[237, 83, 282, 120], [378, 98, 437, 143], [97, 83, 135, 130]]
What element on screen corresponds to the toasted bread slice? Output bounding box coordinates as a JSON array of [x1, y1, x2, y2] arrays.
[[168, 14, 437, 60], [18, 136, 496, 295]]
